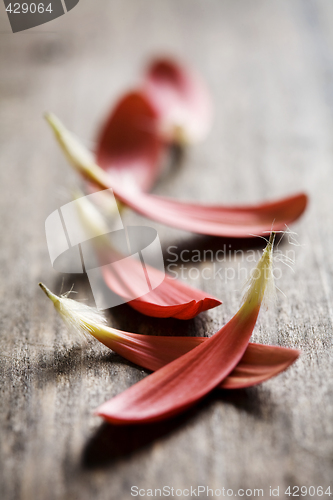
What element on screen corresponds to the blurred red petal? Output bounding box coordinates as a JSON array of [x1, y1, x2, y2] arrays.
[[96, 91, 163, 192], [143, 57, 213, 143], [46, 113, 308, 238], [113, 186, 308, 238]]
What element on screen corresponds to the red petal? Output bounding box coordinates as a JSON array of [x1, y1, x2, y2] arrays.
[[96, 91, 163, 192], [94, 327, 299, 390], [222, 343, 299, 389], [112, 186, 308, 238], [101, 251, 221, 320], [142, 57, 213, 143], [46, 112, 308, 238], [96, 304, 261, 424]]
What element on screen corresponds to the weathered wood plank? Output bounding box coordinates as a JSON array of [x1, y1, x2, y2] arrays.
[[0, 1, 332, 499]]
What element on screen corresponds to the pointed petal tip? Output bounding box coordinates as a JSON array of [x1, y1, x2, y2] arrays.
[[205, 297, 222, 308], [174, 296, 222, 320], [292, 348, 301, 360], [39, 282, 59, 305], [189, 296, 222, 318], [129, 296, 222, 320], [294, 192, 308, 212], [39, 281, 51, 297], [44, 112, 58, 130], [285, 192, 308, 222], [44, 112, 69, 145], [94, 405, 123, 424]]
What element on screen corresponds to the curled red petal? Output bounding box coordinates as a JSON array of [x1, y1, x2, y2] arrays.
[[142, 57, 213, 143], [96, 91, 163, 192], [74, 192, 221, 320], [101, 251, 221, 320]]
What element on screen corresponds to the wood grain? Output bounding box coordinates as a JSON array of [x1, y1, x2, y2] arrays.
[[0, 0, 332, 499]]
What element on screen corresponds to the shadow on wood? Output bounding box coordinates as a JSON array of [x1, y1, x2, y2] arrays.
[[82, 386, 273, 469]]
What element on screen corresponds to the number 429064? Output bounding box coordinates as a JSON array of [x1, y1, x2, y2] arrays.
[[6, 3, 53, 14], [285, 486, 332, 496]]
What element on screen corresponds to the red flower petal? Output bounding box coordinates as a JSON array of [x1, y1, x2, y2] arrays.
[[113, 186, 308, 238], [102, 259, 221, 319], [75, 193, 222, 320], [96, 305, 260, 424], [46, 114, 308, 238], [95, 235, 276, 424], [96, 58, 212, 192], [142, 57, 213, 143], [39, 283, 299, 393], [95, 328, 299, 390], [96, 91, 163, 192], [222, 343, 299, 389]]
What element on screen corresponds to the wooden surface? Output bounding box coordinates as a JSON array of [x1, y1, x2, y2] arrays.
[[1, 1, 333, 499]]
